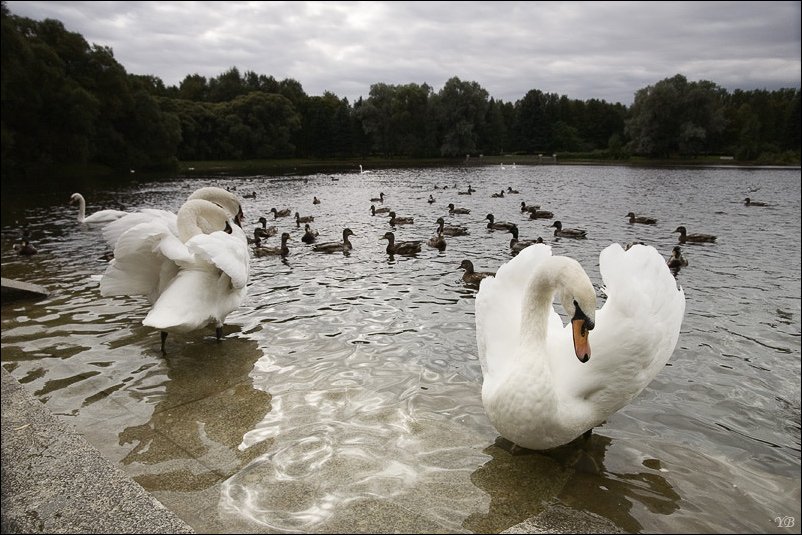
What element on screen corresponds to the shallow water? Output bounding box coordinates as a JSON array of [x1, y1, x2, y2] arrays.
[[2, 164, 800, 533]]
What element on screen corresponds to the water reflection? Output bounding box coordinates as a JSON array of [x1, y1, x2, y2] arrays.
[[118, 334, 273, 491], [463, 434, 680, 534]]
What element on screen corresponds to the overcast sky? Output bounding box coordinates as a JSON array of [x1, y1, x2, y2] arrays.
[[6, 1, 801, 105]]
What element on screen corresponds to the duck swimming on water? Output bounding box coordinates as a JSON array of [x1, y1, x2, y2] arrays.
[[673, 226, 716, 244], [551, 220, 587, 239]]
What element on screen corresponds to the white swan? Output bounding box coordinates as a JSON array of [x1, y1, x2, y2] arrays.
[[475, 243, 685, 450], [70, 193, 127, 224], [100, 187, 243, 250], [101, 198, 249, 352]]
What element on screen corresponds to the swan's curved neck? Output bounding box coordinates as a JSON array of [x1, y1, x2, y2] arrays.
[[74, 196, 87, 222], [520, 256, 588, 348], [177, 200, 227, 242]]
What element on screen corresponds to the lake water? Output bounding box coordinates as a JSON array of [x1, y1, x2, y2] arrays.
[[1, 163, 800, 533]]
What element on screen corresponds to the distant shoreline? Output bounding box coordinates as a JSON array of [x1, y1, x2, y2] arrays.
[[3, 155, 799, 186], [174, 156, 801, 177]]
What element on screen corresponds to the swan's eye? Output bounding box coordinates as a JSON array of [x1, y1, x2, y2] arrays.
[[572, 302, 594, 331]]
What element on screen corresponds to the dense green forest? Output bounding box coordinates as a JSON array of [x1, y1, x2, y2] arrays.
[[1, 4, 799, 181]]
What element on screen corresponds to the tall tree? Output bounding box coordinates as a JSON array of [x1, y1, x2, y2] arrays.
[[436, 77, 489, 157], [625, 74, 726, 157]]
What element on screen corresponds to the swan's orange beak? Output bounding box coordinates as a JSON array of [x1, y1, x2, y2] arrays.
[[572, 317, 591, 363]]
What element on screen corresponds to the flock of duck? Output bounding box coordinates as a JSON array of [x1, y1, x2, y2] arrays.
[[13, 181, 768, 452]]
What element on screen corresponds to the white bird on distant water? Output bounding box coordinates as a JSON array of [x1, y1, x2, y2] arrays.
[[100, 198, 249, 353], [70, 193, 127, 225], [475, 243, 685, 450]]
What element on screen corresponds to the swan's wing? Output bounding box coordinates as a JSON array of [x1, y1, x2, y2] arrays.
[[99, 221, 189, 302], [475, 244, 559, 381], [142, 267, 247, 333], [570, 243, 685, 406], [102, 209, 177, 249], [185, 225, 250, 289]]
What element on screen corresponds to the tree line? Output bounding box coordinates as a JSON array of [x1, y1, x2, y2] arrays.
[[1, 5, 799, 181]]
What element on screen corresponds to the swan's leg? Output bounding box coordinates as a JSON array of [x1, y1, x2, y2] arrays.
[[160, 331, 168, 354]]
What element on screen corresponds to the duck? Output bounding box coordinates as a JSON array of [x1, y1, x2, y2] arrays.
[[370, 204, 391, 215], [551, 220, 587, 239], [436, 217, 469, 236], [458, 185, 475, 195], [254, 216, 278, 240], [13, 240, 38, 256], [243, 191, 257, 199], [253, 232, 291, 257], [448, 203, 471, 215], [521, 201, 540, 214], [101, 198, 249, 353], [271, 207, 292, 219], [428, 195, 436, 204], [673, 226, 716, 244], [295, 212, 314, 225], [507, 187, 520, 194], [388, 211, 414, 225], [70, 193, 128, 225], [491, 190, 505, 198], [381, 231, 421, 255], [370, 192, 385, 203], [626, 212, 657, 225], [474, 242, 685, 450], [313, 196, 321, 205], [529, 209, 554, 220], [427, 229, 447, 251], [313, 228, 355, 254], [459, 259, 495, 285], [744, 197, 767, 207], [485, 213, 516, 231], [508, 225, 542, 254], [301, 223, 319, 244], [666, 246, 688, 270]]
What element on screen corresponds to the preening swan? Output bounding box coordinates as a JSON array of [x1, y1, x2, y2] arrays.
[[70, 193, 127, 225], [100, 198, 249, 353], [475, 243, 685, 450], [101, 187, 243, 250]]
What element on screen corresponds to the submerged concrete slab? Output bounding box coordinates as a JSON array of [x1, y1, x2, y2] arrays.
[[1, 366, 194, 534], [503, 502, 624, 534], [1, 277, 49, 302]]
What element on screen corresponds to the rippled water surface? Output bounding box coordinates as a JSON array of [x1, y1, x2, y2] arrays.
[[2, 164, 800, 533]]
